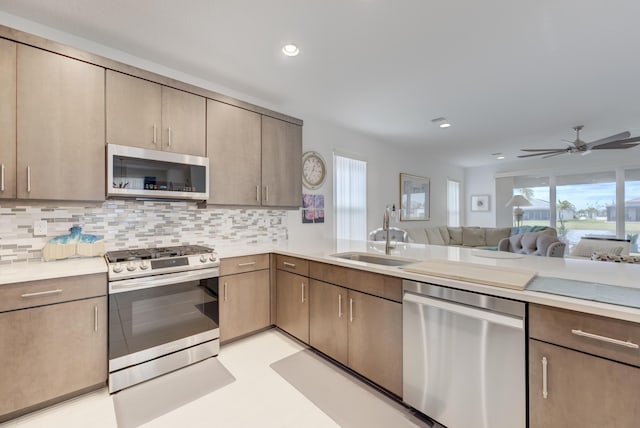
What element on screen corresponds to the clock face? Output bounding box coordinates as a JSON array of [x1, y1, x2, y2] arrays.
[[302, 151, 326, 189]]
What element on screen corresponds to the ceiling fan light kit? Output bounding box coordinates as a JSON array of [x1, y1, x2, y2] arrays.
[[518, 125, 640, 159]]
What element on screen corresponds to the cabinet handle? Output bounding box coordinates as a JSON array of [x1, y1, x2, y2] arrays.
[[27, 165, 31, 193], [571, 329, 639, 349], [256, 185, 260, 202], [301, 283, 305, 303], [283, 261, 296, 268], [94, 305, 98, 333], [224, 282, 228, 302], [153, 124, 157, 145], [237, 262, 256, 267], [542, 356, 548, 399], [349, 298, 354, 323], [21, 289, 63, 298], [264, 185, 269, 201], [1, 163, 4, 192], [338, 294, 343, 318], [167, 127, 172, 147]]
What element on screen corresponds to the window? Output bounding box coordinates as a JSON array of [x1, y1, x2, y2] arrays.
[[334, 154, 367, 240], [513, 175, 551, 226], [624, 168, 640, 254], [446, 179, 460, 227]]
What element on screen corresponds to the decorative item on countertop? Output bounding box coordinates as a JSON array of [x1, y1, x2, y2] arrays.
[[42, 226, 106, 261]]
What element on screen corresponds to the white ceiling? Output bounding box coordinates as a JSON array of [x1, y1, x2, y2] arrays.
[[2, 0, 640, 167]]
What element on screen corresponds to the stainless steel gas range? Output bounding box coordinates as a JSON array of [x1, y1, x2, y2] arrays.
[[105, 245, 220, 393]]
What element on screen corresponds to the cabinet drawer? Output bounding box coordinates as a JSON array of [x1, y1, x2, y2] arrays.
[[275, 255, 309, 276], [0, 274, 107, 313], [529, 304, 640, 367], [220, 254, 270, 275], [309, 261, 402, 302]]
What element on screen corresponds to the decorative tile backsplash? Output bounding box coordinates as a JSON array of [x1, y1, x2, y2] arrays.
[[0, 200, 289, 264]]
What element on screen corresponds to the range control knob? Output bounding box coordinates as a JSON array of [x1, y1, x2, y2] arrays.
[[126, 262, 137, 272], [199, 255, 208, 263], [140, 260, 150, 270], [209, 254, 217, 262], [112, 263, 124, 274]]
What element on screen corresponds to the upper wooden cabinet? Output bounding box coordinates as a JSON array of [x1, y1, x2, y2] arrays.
[[207, 100, 261, 205], [207, 101, 302, 207], [0, 39, 16, 200], [261, 116, 302, 207], [16, 45, 105, 201], [106, 70, 206, 156]]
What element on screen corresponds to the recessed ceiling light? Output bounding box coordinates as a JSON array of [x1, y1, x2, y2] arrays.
[[431, 117, 451, 128], [497, 155, 505, 160], [282, 44, 300, 57]]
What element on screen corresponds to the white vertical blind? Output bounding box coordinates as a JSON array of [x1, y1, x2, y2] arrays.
[[334, 154, 367, 240], [446, 179, 460, 227]]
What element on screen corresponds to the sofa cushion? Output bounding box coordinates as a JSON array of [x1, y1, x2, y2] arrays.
[[534, 234, 560, 256], [448, 227, 463, 245], [509, 233, 524, 252], [438, 226, 451, 245], [485, 227, 512, 246], [462, 227, 486, 247], [425, 227, 445, 245], [405, 227, 428, 244], [520, 232, 539, 254]]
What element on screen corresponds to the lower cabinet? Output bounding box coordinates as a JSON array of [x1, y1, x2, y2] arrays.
[[276, 269, 309, 343], [219, 269, 270, 342], [0, 296, 107, 421], [529, 339, 640, 428], [309, 279, 402, 397]]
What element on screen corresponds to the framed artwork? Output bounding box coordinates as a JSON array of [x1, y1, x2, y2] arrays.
[[302, 194, 325, 224], [400, 173, 430, 221], [471, 194, 490, 212]]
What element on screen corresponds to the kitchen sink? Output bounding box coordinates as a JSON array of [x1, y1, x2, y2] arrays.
[[330, 252, 419, 266]]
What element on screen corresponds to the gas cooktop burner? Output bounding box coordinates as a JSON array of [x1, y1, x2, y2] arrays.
[[105, 245, 214, 263]]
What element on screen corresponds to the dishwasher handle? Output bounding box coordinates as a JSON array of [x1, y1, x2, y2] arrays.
[[403, 292, 524, 330]]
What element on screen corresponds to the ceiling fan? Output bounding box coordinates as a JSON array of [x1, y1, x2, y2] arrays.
[[518, 125, 640, 159]]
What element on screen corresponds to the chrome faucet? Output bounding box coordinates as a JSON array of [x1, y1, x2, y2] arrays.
[[383, 204, 392, 255]]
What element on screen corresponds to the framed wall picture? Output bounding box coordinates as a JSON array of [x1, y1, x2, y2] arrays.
[[471, 194, 490, 212], [400, 173, 430, 221]]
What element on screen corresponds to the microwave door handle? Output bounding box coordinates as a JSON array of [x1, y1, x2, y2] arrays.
[[109, 268, 219, 293]]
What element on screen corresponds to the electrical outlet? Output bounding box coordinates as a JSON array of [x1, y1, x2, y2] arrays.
[[33, 220, 47, 236]]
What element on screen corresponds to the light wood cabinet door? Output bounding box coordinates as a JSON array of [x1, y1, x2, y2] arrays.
[[276, 270, 309, 343], [106, 70, 162, 150], [529, 339, 640, 428], [309, 279, 348, 365], [207, 100, 261, 205], [348, 290, 402, 397], [219, 269, 270, 343], [0, 39, 16, 199], [16, 45, 105, 201], [261, 116, 302, 207], [161, 86, 205, 156], [0, 297, 107, 421]]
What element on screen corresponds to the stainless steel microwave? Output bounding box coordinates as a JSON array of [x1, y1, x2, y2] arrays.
[[107, 144, 209, 200]]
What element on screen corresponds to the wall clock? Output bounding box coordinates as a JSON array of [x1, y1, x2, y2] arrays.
[[302, 151, 326, 190]]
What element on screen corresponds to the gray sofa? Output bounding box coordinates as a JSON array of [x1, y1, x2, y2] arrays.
[[408, 225, 557, 250]]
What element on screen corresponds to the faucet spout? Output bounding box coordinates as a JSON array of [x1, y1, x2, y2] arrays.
[[383, 205, 392, 255]]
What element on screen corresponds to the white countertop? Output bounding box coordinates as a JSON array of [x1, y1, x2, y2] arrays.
[[2, 239, 639, 323]]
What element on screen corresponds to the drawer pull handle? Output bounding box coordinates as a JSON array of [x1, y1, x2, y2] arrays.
[[283, 261, 296, 268], [542, 356, 548, 399], [237, 262, 256, 267], [338, 294, 343, 318], [94, 305, 99, 333], [21, 289, 63, 298], [571, 329, 639, 349]]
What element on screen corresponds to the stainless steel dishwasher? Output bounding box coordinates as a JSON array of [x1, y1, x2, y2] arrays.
[[403, 280, 526, 428]]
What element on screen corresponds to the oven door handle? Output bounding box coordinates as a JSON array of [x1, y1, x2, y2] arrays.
[[109, 268, 219, 293]]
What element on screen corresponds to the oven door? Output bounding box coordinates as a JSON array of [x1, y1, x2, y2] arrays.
[[108, 268, 219, 372]]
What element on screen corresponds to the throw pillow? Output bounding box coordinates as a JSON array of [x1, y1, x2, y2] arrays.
[[485, 227, 512, 246], [462, 227, 486, 247], [591, 253, 640, 263], [448, 227, 463, 245], [509, 233, 524, 252], [438, 226, 451, 245], [534, 234, 560, 256], [425, 227, 445, 245], [521, 232, 539, 254]]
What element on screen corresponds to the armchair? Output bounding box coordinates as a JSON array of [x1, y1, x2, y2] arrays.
[[498, 231, 565, 258]]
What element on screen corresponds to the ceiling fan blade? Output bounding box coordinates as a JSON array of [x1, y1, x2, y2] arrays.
[[520, 148, 569, 152], [586, 131, 631, 149], [591, 136, 640, 150], [542, 152, 568, 159], [517, 150, 566, 158]]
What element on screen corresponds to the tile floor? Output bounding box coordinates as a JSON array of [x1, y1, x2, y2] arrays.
[[0, 330, 427, 428]]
